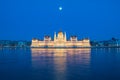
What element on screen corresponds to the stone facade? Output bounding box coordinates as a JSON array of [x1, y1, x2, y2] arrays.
[[31, 31, 91, 48]]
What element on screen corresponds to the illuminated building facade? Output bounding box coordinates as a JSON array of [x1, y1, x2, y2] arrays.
[[31, 31, 91, 48]]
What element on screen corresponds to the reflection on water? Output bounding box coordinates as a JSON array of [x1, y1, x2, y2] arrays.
[[1, 48, 120, 80], [31, 48, 91, 80]]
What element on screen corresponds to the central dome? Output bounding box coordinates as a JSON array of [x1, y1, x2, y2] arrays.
[[58, 31, 63, 35], [58, 31, 64, 39]]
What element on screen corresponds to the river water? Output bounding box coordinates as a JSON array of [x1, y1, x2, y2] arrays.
[[0, 48, 120, 80]]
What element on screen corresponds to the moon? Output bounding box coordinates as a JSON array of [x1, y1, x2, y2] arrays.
[[59, 6, 62, 11]]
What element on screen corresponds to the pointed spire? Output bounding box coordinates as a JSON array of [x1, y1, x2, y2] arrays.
[[54, 32, 56, 41], [64, 32, 66, 42]]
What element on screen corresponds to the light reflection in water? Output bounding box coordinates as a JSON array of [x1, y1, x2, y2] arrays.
[[31, 48, 91, 80], [53, 49, 67, 80], [1, 48, 120, 80]]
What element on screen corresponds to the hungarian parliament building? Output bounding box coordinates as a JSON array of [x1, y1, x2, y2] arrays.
[[31, 31, 91, 48]]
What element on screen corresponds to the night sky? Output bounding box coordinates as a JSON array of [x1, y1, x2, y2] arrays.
[[0, 0, 120, 41]]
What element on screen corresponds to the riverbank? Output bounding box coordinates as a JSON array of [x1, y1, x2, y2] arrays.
[[0, 46, 120, 49]]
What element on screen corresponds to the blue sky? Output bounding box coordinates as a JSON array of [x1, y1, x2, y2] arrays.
[[0, 0, 120, 41]]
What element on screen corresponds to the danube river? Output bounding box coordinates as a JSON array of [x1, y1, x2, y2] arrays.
[[0, 48, 120, 80]]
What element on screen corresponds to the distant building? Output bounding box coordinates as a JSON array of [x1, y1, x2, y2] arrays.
[[31, 31, 91, 48], [17, 41, 26, 47], [0, 40, 31, 47], [108, 39, 120, 47], [17, 41, 31, 47]]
